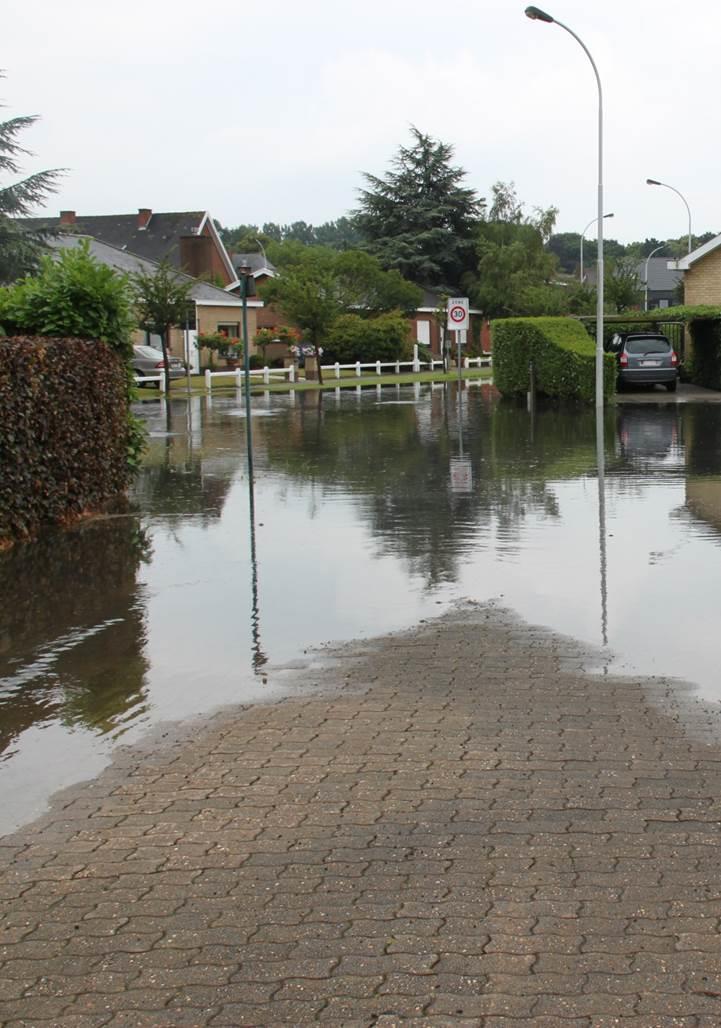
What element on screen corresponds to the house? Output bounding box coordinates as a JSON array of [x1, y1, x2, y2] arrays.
[[668, 235, 721, 305], [584, 259, 682, 310], [640, 257, 682, 309], [48, 235, 262, 370], [413, 290, 486, 355], [23, 208, 239, 289]]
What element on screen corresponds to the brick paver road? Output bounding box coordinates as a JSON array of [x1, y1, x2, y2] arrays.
[[2, 605, 721, 1026]]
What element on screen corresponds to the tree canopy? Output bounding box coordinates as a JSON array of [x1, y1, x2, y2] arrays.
[[353, 126, 485, 293], [0, 80, 63, 284], [465, 182, 560, 318]]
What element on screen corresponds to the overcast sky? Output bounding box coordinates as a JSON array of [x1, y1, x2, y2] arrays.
[[5, 0, 715, 244]]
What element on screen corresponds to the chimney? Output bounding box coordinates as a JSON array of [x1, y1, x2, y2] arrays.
[[137, 208, 152, 230], [60, 210, 76, 226]]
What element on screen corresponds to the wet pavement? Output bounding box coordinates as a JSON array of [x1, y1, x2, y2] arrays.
[[3, 606, 721, 1025]]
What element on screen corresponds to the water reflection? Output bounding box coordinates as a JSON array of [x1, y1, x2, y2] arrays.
[[4, 388, 721, 833]]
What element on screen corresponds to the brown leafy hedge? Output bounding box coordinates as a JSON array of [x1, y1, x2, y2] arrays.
[[0, 337, 130, 543]]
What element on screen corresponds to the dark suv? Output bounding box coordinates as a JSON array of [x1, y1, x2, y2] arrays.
[[607, 332, 678, 392]]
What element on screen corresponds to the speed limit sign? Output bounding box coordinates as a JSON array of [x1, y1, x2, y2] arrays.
[[447, 297, 469, 331]]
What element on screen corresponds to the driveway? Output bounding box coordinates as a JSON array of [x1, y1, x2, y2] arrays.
[[616, 382, 721, 403]]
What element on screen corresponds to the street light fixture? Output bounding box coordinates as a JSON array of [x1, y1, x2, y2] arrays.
[[580, 212, 614, 284], [525, 6, 605, 410], [646, 178, 692, 254]]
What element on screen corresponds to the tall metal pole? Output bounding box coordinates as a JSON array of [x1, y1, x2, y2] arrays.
[[580, 212, 613, 284], [643, 244, 666, 312], [647, 179, 692, 254], [526, 8, 605, 410], [240, 268, 253, 476]]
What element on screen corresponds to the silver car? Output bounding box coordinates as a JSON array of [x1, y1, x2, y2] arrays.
[[131, 345, 185, 387], [612, 333, 678, 392]]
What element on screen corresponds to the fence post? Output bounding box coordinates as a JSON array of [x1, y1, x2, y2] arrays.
[[159, 374, 166, 394], [464, 357, 469, 370], [355, 361, 361, 378], [335, 362, 340, 380], [413, 343, 420, 374], [395, 360, 400, 375], [235, 368, 242, 388], [263, 366, 270, 385], [289, 364, 296, 383], [376, 360, 381, 377], [204, 369, 212, 392]]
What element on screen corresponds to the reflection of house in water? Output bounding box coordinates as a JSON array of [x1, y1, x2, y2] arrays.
[[686, 479, 721, 537], [0, 519, 151, 756]]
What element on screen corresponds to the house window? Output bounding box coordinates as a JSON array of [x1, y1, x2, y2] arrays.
[[217, 322, 240, 339], [658, 299, 669, 309]]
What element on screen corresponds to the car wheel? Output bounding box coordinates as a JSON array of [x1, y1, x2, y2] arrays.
[[666, 379, 677, 393]]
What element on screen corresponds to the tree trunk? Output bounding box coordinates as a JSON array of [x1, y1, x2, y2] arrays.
[[160, 327, 171, 396], [314, 343, 324, 385]]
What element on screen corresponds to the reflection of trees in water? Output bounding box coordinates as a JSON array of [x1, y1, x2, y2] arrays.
[[130, 433, 236, 524], [0, 518, 151, 756], [258, 391, 604, 587]]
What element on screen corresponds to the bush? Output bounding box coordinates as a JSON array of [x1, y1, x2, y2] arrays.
[[0, 243, 136, 359], [0, 243, 144, 475], [492, 316, 615, 403], [0, 337, 131, 543], [248, 354, 264, 369], [323, 311, 412, 364]]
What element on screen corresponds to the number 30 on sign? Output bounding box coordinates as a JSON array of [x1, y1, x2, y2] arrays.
[[447, 297, 469, 331]]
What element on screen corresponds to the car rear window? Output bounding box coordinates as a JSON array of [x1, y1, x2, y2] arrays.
[[625, 337, 671, 354], [135, 346, 163, 358]]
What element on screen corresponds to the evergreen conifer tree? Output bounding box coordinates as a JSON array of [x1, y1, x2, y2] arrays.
[[354, 127, 485, 293], [0, 80, 62, 284]]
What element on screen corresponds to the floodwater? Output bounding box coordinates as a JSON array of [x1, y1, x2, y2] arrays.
[[2, 382, 721, 834]]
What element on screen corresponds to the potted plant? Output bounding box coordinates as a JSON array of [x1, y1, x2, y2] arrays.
[[198, 331, 243, 369]]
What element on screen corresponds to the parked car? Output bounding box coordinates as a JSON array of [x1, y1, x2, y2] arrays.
[[131, 345, 185, 387], [607, 332, 678, 392]]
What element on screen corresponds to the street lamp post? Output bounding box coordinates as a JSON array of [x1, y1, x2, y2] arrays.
[[646, 179, 692, 254], [238, 262, 253, 473], [525, 6, 605, 410], [580, 212, 614, 284], [643, 244, 667, 312]]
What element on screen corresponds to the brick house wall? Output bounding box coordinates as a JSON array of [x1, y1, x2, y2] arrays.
[[683, 250, 721, 305]]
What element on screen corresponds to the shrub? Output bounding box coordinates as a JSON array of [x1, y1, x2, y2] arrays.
[[492, 316, 615, 403], [0, 337, 131, 543], [0, 243, 144, 475], [248, 354, 264, 369], [323, 310, 412, 364], [0, 243, 135, 359]]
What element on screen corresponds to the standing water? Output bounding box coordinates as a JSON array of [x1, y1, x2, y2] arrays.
[[2, 383, 721, 833]]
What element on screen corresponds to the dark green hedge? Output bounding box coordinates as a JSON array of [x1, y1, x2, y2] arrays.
[[0, 337, 130, 543], [491, 317, 616, 403]]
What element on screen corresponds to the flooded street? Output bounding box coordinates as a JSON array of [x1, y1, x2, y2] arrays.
[[3, 383, 721, 834]]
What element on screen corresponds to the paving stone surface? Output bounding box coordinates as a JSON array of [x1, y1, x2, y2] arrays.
[[2, 604, 721, 1025]]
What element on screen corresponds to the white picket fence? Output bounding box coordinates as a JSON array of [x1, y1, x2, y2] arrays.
[[135, 374, 165, 392], [202, 347, 491, 393]]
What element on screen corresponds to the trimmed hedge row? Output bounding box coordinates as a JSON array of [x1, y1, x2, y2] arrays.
[[491, 317, 616, 404], [0, 337, 130, 543]]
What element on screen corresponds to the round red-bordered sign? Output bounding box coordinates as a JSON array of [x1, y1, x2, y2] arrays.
[[449, 304, 466, 323]]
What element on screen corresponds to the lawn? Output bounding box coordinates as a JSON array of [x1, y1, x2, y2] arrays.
[[132, 365, 493, 399]]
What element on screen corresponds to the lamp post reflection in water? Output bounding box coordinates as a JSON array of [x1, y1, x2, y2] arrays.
[[596, 404, 608, 646], [247, 469, 267, 673]]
